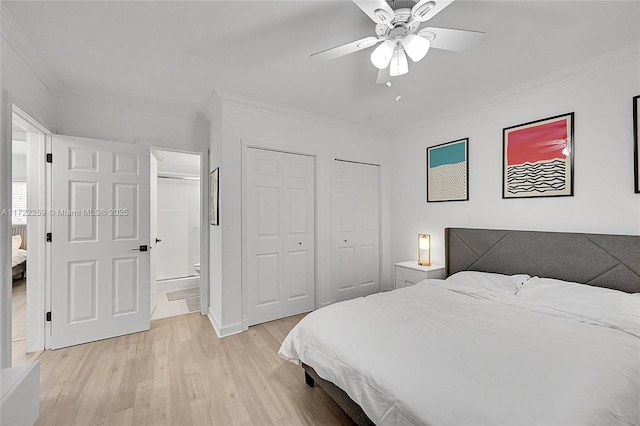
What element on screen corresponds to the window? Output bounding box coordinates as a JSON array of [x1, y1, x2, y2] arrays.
[[12, 180, 27, 225]]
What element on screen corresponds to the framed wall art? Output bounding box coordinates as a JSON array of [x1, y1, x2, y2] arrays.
[[634, 95, 639, 193], [503, 112, 574, 199], [426, 138, 469, 202], [210, 167, 219, 225]]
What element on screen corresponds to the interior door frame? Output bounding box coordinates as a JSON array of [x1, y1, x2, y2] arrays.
[[330, 154, 385, 303], [240, 139, 319, 332], [0, 95, 51, 366], [1, 91, 13, 368], [13, 105, 49, 354], [148, 146, 209, 316]]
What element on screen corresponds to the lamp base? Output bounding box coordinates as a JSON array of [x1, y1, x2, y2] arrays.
[[418, 260, 431, 266]]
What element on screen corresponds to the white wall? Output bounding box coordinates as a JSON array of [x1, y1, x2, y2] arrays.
[[208, 94, 391, 336], [390, 54, 640, 267], [208, 100, 223, 331], [156, 178, 200, 280], [54, 96, 209, 152]]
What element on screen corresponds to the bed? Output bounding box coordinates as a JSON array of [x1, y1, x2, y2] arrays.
[[279, 228, 640, 425], [12, 225, 27, 280]]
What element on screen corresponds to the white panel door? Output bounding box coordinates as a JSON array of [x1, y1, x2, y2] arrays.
[[282, 153, 315, 318], [332, 160, 380, 302], [51, 135, 150, 349], [246, 148, 315, 326]]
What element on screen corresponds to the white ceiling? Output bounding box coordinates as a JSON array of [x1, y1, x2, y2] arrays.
[[152, 149, 201, 177], [4, 1, 639, 132]]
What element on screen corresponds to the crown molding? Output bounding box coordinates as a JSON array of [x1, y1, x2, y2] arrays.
[[214, 90, 392, 139], [56, 85, 201, 120], [397, 42, 640, 138], [1, 3, 201, 121], [1, 3, 60, 94]]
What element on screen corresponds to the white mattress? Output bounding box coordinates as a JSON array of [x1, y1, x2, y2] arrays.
[[12, 248, 27, 268], [279, 280, 640, 425]]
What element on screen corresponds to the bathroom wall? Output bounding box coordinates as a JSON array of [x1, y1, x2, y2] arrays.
[[156, 178, 201, 280]]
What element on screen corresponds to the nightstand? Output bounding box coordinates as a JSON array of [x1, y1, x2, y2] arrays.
[[394, 261, 445, 289]]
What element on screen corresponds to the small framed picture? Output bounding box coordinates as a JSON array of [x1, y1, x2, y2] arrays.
[[503, 112, 574, 199], [426, 138, 469, 202], [634, 95, 639, 193], [210, 167, 219, 225]]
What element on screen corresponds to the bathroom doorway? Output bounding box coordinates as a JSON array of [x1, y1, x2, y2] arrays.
[[150, 149, 202, 320]]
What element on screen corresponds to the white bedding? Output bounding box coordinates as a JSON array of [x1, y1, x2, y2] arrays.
[[12, 248, 27, 268], [279, 280, 640, 425]]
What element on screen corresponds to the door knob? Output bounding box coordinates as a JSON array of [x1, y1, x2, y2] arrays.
[[131, 245, 148, 252]]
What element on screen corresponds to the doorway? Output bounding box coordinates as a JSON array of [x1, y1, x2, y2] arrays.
[[150, 149, 202, 320], [10, 109, 46, 365]]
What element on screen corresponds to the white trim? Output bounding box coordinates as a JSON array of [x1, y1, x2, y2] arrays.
[[23, 118, 46, 353], [1, 91, 14, 368], [11, 106, 51, 354], [200, 151, 210, 316], [0, 4, 59, 95], [149, 147, 208, 317], [57, 89, 199, 121], [215, 90, 391, 140], [396, 42, 640, 138], [207, 309, 242, 338]]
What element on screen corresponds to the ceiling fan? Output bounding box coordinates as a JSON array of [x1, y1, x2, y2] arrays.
[[310, 0, 484, 85]]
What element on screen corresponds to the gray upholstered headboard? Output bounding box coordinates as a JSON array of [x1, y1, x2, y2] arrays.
[[445, 228, 640, 293]]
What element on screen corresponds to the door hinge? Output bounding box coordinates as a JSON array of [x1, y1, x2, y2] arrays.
[[46, 153, 53, 163], [46, 232, 52, 242], [46, 311, 52, 322]]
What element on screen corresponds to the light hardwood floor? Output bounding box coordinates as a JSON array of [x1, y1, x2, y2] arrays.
[[12, 277, 40, 366], [35, 313, 354, 426]]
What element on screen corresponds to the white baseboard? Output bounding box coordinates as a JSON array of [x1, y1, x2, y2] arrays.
[[157, 276, 200, 292], [206, 309, 243, 338], [207, 309, 222, 338]]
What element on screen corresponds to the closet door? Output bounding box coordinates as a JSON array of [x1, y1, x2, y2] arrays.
[[246, 148, 315, 326], [332, 160, 380, 302]]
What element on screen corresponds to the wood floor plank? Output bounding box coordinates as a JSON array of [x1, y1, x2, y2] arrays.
[[34, 313, 354, 425]]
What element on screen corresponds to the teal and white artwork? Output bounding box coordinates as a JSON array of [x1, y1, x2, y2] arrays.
[[426, 139, 469, 202]]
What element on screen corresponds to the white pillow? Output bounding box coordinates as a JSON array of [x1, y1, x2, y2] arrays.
[[518, 277, 640, 337], [12, 235, 21, 250], [446, 271, 530, 294]]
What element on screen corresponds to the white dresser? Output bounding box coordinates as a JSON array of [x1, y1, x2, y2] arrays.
[[394, 261, 445, 289]]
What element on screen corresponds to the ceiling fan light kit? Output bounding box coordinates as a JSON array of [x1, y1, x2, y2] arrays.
[[390, 48, 409, 77], [402, 34, 431, 62], [371, 40, 396, 69], [311, 0, 485, 88]]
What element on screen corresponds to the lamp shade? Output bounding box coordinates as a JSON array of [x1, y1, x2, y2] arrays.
[[402, 34, 431, 62], [389, 48, 408, 77], [418, 234, 431, 266], [370, 40, 395, 69]]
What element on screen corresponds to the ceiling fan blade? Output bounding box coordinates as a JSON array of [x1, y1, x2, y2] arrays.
[[352, 0, 395, 26], [376, 67, 390, 85], [418, 27, 485, 52], [310, 36, 382, 61], [412, 0, 454, 22]]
